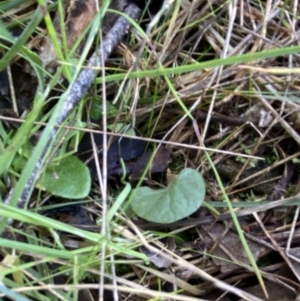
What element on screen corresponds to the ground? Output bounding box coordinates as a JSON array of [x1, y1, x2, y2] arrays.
[[0, 0, 300, 300]]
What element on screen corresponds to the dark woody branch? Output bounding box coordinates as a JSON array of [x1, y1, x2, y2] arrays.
[[2, 3, 141, 229]]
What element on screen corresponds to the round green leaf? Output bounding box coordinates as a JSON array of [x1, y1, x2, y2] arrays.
[[38, 156, 91, 199], [131, 168, 206, 223]]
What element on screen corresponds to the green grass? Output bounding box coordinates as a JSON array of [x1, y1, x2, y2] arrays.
[[1, 0, 300, 300]]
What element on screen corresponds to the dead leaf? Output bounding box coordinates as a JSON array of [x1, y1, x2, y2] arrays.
[[287, 247, 300, 276], [45, 203, 92, 225], [65, 0, 97, 50], [201, 223, 266, 273], [129, 146, 171, 180], [175, 268, 193, 282], [239, 280, 296, 301], [241, 102, 274, 128], [166, 168, 177, 184], [35, 0, 128, 71], [140, 245, 173, 269]]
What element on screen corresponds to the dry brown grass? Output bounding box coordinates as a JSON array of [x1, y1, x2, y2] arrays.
[[1, 0, 300, 300]]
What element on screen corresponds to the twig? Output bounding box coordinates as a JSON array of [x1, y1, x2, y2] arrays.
[[2, 3, 141, 223]]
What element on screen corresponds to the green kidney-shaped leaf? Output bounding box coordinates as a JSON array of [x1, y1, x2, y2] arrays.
[[131, 168, 205, 223], [39, 156, 91, 199]]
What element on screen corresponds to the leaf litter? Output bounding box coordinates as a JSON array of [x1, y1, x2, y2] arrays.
[[1, 0, 300, 300]]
